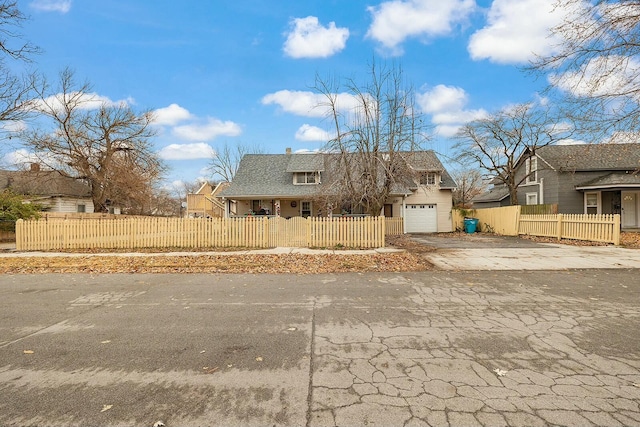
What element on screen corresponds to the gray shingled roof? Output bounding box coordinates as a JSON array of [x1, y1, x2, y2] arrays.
[[536, 143, 640, 171], [219, 154, 321, 198], [472, 185, 509, 203], [219, 151, 456, 198], [0, 170, 91, 198], [403, 151, 457, 189], [575, 171, 640, 189], [285, 153, 325, 172]]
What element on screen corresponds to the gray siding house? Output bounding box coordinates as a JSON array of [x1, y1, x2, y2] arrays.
[[473, 143, 640, 229], [218, 150, 458, 233]]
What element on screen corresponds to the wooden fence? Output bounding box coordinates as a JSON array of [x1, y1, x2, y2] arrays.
[[385, 217, 404, 236], [16, 216, 391, 251], [452, 206, 521, 236], [452, 206, 621, 245], [519, 213, 620, 245]]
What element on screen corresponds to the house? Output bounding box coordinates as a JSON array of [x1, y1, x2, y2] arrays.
[[473, 143, 640, 228], [218, 149, 457, 233], [0, 164, 102, 213], [185, 181, 228, 218]]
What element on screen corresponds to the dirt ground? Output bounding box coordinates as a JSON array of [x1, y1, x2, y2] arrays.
[[0, 232, 635, 275]]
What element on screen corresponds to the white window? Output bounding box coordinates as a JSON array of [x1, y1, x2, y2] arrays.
[[526, 156, 538, 183], [586, 192, 599, 215], [526, 193, 538, 205], [420, 172, 437, 186], [295, 172, 319, 185]]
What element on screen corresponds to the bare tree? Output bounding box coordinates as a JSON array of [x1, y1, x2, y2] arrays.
[[530, 0, 640, 139], [21, 68, 167, 212], [0, 1, 39, 138], [450, 168, 486, 208], [208, 141, 264, 182], [454, 103, 572, 205], [314, 60, 429, 216]]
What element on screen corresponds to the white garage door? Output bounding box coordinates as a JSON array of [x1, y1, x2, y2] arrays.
[[405, 204, 438, 233]]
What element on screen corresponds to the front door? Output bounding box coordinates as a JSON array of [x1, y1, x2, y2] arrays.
[[622, 192, 639, 228]]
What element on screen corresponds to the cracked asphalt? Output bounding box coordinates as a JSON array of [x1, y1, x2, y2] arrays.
[[1, 267, 639, 426]]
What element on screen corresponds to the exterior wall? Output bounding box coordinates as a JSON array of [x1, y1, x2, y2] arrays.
[[40, 197, 95, 213], [404, 187, 454, 232]]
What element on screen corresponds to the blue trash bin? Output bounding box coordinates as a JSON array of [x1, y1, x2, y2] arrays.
[[464, 218, 479, 233]]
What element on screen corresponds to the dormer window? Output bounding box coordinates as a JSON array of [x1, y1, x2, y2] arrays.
[[419, 172, 438, 186], [295, 171, 320, 185]]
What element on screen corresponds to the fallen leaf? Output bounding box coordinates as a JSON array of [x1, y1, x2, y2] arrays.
[[203, 366, 218, 374], [493, 368, 508, 377], [23, 350, 34, 354], [100, 405, 113, 413], [255, 356, 263, 362], [286, 327, 297, 331], [101, 340, 111, 344]]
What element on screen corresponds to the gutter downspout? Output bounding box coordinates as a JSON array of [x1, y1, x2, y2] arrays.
[[539, 178, 544, 205]]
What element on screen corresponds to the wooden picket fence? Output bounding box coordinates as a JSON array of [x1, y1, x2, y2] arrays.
[[452, 206, 621, 245], [15, 216, 390, 251], [519, 213, 621, 245]]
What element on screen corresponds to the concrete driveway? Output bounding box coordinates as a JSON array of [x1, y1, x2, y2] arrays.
[[412, 234, 640, 270]]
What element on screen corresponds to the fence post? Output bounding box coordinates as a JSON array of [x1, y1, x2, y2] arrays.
[[556, 214, 563, 240], [613, 214, 621, 245], [15, 219, 23, 251]]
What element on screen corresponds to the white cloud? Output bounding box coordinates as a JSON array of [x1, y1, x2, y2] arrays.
[[556, 138, 586, 145], [366, 0, 475, 55], [158, 142, 216, 160], [295, 124, 332, 142], [262, 90, 325, 117], [153, 104, 193, 126], [30, 0, 71, 13], [284, 16, 349, 58], [417, 84, 488, 136], [262, 90, 361, 117], [0, 120, 27, 133], [173, 118, 242, 141], [2, 149, 37, 167], [468, 0, 568, 64], [35, 92, 132, 113], [550, 55, 640, 100]]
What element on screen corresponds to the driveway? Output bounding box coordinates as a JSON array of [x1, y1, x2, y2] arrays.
[[411, 233, 640, 270]]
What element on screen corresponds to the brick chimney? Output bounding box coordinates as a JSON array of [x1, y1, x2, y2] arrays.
[[30, 163, 40, 172], [285, 147, 292, 155]]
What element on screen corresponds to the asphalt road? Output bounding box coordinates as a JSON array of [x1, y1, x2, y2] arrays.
[[1, 270, 639, 427]]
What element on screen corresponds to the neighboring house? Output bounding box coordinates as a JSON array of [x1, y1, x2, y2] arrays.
[[473, 143, 640, 229], [186, 181, 228, 218], [218, 149, 457, 233], [0, 164, 104, 213]]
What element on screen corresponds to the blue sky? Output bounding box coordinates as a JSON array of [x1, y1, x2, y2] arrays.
[[8, 0, 574, 188]]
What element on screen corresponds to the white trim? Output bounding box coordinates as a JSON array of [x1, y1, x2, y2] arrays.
[[525, 192, 538, 205], [584, 191, 601, 214]]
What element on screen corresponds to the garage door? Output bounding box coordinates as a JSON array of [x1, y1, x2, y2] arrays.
[[405, 204, 437, 233]]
